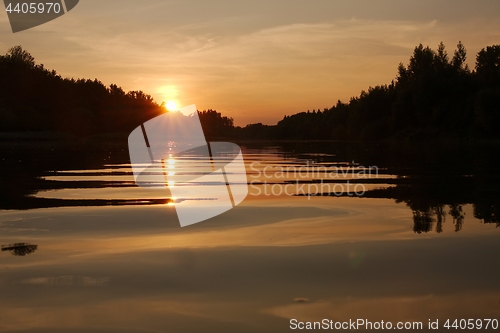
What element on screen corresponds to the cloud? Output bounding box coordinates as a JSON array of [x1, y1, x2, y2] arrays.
[[1, 5, 500, 124], [21, 276, 110, 287]]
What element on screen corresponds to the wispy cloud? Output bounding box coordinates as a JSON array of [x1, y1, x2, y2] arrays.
[[1, 2, 499, 124]]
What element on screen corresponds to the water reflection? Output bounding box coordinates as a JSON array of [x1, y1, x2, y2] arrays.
[[410, 204, 466, 234], [1, 139, 499, 233], [21, 275, 110, 287], [474, 201, 500, 227], [278, 141, 500, 233], [0, 140, 499, 332], [1, 243, 38, 256], [365, 181, 499, 233]]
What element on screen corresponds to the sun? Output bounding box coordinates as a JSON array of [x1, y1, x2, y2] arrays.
[[165, 101, 178, 111]]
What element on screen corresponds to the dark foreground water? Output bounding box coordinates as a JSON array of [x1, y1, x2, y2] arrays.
[[0, 139, 499, 332]]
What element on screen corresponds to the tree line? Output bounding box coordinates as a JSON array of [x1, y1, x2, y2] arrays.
[[1, 43, 499, 141], [0, 46, 167, 136], [236, 42, 500, 141]]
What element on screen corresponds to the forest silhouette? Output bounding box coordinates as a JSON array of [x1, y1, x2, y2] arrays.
[[0, 42, 499, 140], [240, 42, 500, 141], [0, 46, 162, 136]]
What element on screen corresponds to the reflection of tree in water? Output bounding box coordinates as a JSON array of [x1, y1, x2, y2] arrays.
[[412, 209, 434, 234], [434, 205, 446, 233], [394, 198, 500, 233], [411, 205, 447, 234], [358, 140, 500, 234], [473, 202, 500, 227], [449, 204, 465, 232], [1, 243, 38, 256], [410, 202, 498, 233], [0, 141, 175, 210]]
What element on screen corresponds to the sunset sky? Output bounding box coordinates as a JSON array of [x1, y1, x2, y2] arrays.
[[1, 0, 499, 125]]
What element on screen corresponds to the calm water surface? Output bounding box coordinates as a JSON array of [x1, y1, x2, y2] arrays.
[[0, 140, 499, 332]]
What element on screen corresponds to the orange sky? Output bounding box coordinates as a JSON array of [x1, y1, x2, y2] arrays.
[[1, 0, 500, 125]]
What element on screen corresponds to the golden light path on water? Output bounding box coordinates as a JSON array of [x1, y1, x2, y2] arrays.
[[1, 149, 499, 333]]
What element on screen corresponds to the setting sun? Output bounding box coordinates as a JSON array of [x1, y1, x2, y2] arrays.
[[165, 101, 178, 111]]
